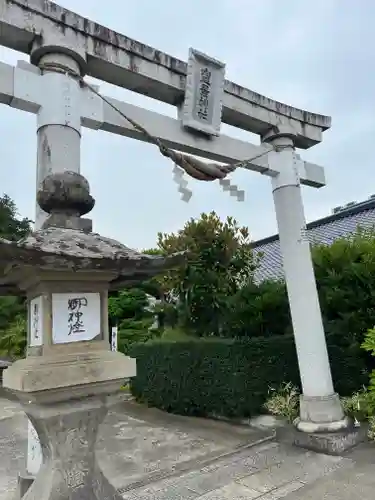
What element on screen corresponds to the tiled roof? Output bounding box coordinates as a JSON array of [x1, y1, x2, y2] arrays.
[[252, 199, 375, 283]]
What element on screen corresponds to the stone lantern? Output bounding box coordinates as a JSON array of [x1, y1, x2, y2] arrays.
[[1, 171, 182, 499]]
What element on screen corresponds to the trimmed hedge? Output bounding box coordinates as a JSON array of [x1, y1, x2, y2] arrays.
[[129, 333, 368, 418]]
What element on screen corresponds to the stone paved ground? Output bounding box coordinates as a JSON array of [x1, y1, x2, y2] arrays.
[[120, 440, 355, 500], [121, 441, 375, 500], [0, 397, 270, 498], [98, 401, 271, 491], [1, 396, 375, 499]]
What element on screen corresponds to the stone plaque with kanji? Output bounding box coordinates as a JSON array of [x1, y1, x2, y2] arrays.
[[29, 296, 43, 347], [182, 48, 225, 136], [52, 293, 101, 344]]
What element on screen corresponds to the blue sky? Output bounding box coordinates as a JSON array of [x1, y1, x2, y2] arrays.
[[0, 0, 373, 249]]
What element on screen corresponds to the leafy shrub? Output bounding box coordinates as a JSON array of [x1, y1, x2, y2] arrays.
[[368, 417, 375, 440], [160, 327, 192, 342], [130, 333, 367, 418], [109, 288, 151, 323], [263, 383, 373, 424], [313, 230, 375, 346], [340, 388, 371, 422], [361, 327, 375, 418], [0, 315, 27, 359], [223, 280, 291, 338], [263, 382, 300, 423], [223, 230, 375, 344], [118, 318, 159, 354]]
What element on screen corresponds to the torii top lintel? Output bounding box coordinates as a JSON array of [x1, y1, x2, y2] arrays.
[[0, 0, 331, 150]]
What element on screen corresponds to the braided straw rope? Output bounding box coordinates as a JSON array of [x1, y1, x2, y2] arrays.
[[39, 61, 284, 203]]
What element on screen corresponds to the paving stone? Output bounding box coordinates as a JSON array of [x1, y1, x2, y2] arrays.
[[175, 443, 282, 495], [260, 481, 305, 499], [122, 482, 199, 500], [238, 463, 297, 493], [229, 442, 284, 475], [237, 451, 350, 493], [283, 463, 375, 500], [193, 483, 261, 500], [182, 469, 235, 495]]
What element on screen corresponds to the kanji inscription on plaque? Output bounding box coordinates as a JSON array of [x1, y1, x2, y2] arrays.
[[182, 48, 225, 136], [52, 293, 101, 344], [29, 296, 43, 347]]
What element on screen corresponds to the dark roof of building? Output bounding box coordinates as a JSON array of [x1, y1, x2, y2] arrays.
[[252, 197, 375, 282]]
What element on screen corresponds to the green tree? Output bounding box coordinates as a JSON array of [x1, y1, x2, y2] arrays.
[[0, 315, 27, 359], [108, 288, 150, 324], [156, 212, 258, 336], [108, 288, 158, 354], [221, 228, 375, 343], [312, 229, 375, 343], [224, 279, 291, 338], [0, 194, 32, 241], [0, 194, 32, 358]]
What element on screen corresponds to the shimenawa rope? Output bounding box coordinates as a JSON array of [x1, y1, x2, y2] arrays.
[[38, 61, 288, 202]]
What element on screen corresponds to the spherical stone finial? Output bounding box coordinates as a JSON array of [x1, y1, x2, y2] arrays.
[[37, 171, 95, 217]]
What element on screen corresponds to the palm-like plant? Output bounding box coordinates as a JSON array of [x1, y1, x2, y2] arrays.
[[0, 315, 27, 359]]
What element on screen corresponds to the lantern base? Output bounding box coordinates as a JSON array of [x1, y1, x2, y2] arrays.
[[14, 394, 123, 500]]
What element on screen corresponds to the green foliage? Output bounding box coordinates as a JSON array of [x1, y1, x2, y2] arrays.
[[359, 326, 375, 439], [313, 230, 375, 343], [0, 315, 27, 359], [362, 326, 375, 356], [224, 280, 290, 338], [0, 194, 32, 241], [0, 296, 26, 332], [0, 194, 31, 354], [223, 229, 375, 342], [142, 248, 163, 256], [108, 288, 162, 354], [130, 333, 366, 418], [340, 388, 371, 422], [156, 212, 258, 336], [368, 417, 375, 440], [160, 327, 193, 341], [117, 318, 159, 354], [108, 288, 150, 323], [263, 382, 300, 423], [265, 384, 372, 424], [361, 327, 375, 417]]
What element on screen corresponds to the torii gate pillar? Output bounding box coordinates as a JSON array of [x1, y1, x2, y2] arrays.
[[263, 126, 349, 433], [30, 37, 87, 229]]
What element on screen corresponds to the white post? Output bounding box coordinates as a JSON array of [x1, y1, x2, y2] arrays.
[[111, 326, 118, 352], [264, 128, 349, 433], [34, 53, 83, 229]]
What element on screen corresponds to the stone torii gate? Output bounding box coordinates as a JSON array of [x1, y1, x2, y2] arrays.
[[0, 0, 356, 490]]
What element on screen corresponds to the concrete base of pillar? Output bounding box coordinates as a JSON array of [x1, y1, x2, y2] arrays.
[[295, 393, 349, 433], [276, 392, 368, 455], [17, 471, 34, 498], [276, 423, 368, 455]]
